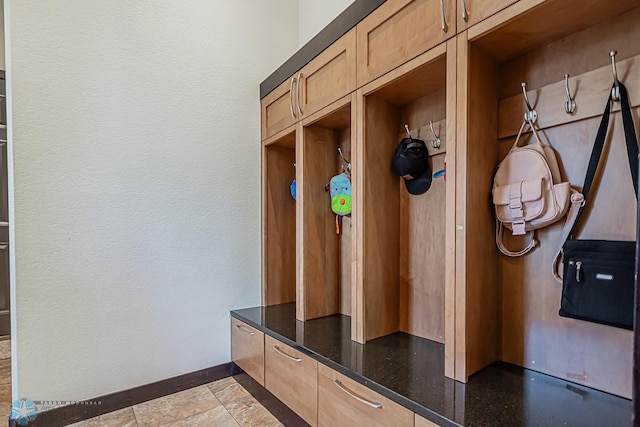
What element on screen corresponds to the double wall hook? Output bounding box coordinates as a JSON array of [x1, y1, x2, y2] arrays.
[[429, 121, 441, 149], [564, 74, 576, 114], [521, 83, 538, 123], [610, 51, 621, 102]]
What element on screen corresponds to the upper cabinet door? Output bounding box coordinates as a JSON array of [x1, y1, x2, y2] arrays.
[[262, 74, 299, 140], [356, 0, 455, 87], [298, 29, 356, 119], [456, 0, 518, 31]]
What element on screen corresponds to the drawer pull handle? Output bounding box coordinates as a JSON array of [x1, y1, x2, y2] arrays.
[[461, 0, 469, 22], [296, 72, 304, 116], [439, 0, 448, 33], [334, 379, 382, 409], [235, 324, 255, 335], [289, 76, 297, 119], [273, 345, 302, 363]]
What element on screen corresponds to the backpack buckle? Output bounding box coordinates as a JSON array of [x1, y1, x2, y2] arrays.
[[512, 220, 526, 235]]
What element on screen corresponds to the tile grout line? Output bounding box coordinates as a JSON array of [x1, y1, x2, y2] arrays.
[[211, 381, 251, 427], [131, 405, 140, 427], [212, 392, 242, 427], [154, 386, 224, 427]]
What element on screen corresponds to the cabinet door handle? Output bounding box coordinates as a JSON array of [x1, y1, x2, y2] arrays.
[[273, 345, 302, 363], [296, 72, 304, 116], [440, 0, 448, 33], [235, 324, 255, 335], [334, 379, 382, 409], [289, 76, 297, 119], [461, 0, 469, 22]]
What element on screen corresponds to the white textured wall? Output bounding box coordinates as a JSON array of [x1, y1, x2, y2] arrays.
[[298, 0, 355, 47], [9, 0, 297, 401]]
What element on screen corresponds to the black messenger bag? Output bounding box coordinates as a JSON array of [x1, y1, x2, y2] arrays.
[[553, 82, 638, 330]]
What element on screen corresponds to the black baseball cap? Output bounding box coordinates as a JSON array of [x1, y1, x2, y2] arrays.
[[392, 137, 432, 195]]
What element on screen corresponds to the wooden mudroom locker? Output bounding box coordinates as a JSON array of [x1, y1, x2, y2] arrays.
[[231, 0, 640, 425]]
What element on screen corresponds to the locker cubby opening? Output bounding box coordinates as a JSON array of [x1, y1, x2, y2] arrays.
[[462, 0, 640, 397], [299, 103, 353, 321], [361, 54, 449, 345], [263, 131, 297, 307]]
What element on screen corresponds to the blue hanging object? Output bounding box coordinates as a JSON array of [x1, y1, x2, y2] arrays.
[[290, 179, 296, 200]]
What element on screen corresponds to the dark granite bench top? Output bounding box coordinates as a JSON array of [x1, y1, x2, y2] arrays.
[[231, 303, 631, 426]]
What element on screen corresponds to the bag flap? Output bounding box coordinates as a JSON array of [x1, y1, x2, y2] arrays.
[[493, 178, 544, 206]]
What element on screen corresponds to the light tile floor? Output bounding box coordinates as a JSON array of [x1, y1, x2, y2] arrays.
[[66, 377, 284, 427]]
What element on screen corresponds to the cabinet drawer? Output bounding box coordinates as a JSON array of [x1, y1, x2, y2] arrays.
[[416, 413, 440, 426], [318, 364, 413, 427], [230, 317, 265, 386], [298, 29, 356, 118], [262, 75, 299, 140], [265, 335, 318, 426], [356, 0, 455, 86], [457, 0, 518, 30]]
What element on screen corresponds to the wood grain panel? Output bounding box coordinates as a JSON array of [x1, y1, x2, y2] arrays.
[[349, 92, 359, 330], [296, 122, 304, 321], [339, 127, 353, 317], [415, 413, 439, 427], [265, 335, 318, 426], [399, 89, 447, 132], [231, 318, 264, 386], [262, 76, 298, 140], [468, 0, 639, 62], [397, 117, 447, 157], [461, 43, 501, 379], [454, 31, 469, 382], [499, 114, 636, 399], [360, 44, 447, 99], [370, 57, 447, 106], [362, 95, 401, 341], [498, 53, 640, 138], [317, 364, 414, 427], [300, 30, 356, 119], [264, 141, 296, 307], [498, 6, 640, 100], [305, 96, 352, 130], [457, 0, 517, 32], [444, 37, 457, 381], [399, 154, 446, 343], [466, 6, 639, 397], [353, 89, 366, 343], [397, 90, 447, 343], [357, 0, 454, 86], [301, 125, 341, 320], [299, 97, 354, 320]]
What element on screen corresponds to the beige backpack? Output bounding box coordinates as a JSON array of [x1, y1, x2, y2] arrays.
[[492, 120, 578, 256]]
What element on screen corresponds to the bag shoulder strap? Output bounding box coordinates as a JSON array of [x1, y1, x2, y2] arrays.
[[553, 82, 639, 282], [576, 83, 638, 223]]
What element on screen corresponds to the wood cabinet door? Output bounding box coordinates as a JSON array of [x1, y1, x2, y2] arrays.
[[262, 75, 299, 140], [456, 0, 518, 30], [318, 364, 414, 427], [231, 318, 265, 385], [298, 29, 356, 120], [264, 335, 318, 426], [356, 0, 455, 87]]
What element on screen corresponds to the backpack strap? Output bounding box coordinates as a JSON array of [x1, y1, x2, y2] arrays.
[[496, 220, 537, 257], [553, 82, 638, 282]]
